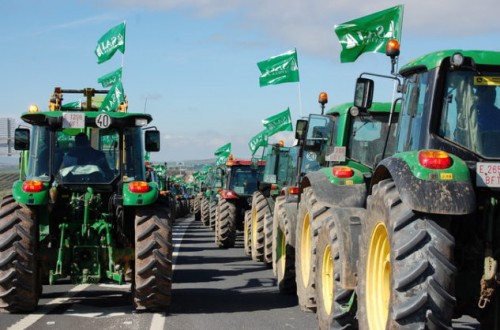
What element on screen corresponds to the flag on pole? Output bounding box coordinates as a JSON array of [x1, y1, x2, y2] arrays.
[[262, 108, 293, 136], [248, 130, 269, 156], [334, 5, 403, 63], [95, 22, 126, 64], [214, 143, 231, 157], [99, 81, 124, 112], [257, 49, 300, 87], [98, 67, 123, 87]]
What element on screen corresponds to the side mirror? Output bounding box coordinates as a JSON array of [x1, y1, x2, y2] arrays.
[[145, 130, 160, 152], [295, 119, 308, 140], [354, 78, 374, 110], [14, 128, 30, 150]]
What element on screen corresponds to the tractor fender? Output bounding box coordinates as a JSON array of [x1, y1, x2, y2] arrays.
[[371, 156, 476, 214], [302, 171, 366, 209]]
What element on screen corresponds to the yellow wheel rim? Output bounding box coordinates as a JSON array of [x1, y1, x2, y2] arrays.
[[321, 243, 333, 314], [366, 222, 390, 330], [300, 212, 311, 286]]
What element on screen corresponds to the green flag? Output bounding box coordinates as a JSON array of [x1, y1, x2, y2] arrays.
[[98, 67, 122, 87], [216, 155, 229, 166], [257, 49, 300, 87], [334, 5, 403, 63], [99, 81, 124, 112], [61, 100, 82, 110], [248, 130, 269, 156], [262, 108, 293, 136], [95, 22, 126, 64], [214, 143, 231, 157]]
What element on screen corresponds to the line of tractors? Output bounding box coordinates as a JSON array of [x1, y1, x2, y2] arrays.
[[2, 41, 500, 330], [193, 42, 500, 329]]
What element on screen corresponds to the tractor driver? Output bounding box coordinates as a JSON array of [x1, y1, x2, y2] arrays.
[[475, 86, 500, 132], [61, 133, 112, 179]]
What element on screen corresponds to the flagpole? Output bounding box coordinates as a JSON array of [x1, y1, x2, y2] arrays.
[[121, 20, 126, 83], [297, 81, 303, 118], [295, 48, 303, 118]]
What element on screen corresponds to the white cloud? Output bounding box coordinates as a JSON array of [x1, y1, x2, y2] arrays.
[[108, 0, 500, 57]]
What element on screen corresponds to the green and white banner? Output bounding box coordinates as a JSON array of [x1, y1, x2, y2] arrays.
[[248, 130, 269, 156], [98, 67, 122, 87], [99, 81, 124, 112], [257, 49, 300, 87], [262, 108, 293, 136], [95, 22, 126, 64], [334, 5, 403, 63]]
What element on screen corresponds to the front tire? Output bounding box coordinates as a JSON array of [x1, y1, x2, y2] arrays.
[[134, 203, 173, 312], [216, 199, 237, 248], [251, 192, 269, 262], [315, 208, 357, 329], [276, 199, 297, 294], [357, 179, 456, 329], [0, 196, 40, 312]]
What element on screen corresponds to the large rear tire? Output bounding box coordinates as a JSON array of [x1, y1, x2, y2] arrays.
[[296, 187, 327, 312], [0, 195, 40, 312], [276, 200, 297, 294], [134, 203, 173, 312], [357, 179, 456, 329], [200, 197, 210, 227], [193, 195, 201, 221], [315, 208, 357, 329], [243, 210, 252, 256], [251, 191, 269, 262], [272, 196, 286, 276], [263, 212, 273, 265], [216, 199, 237, 248]]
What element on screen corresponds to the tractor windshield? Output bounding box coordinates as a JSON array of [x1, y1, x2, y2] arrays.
[[302, 114, 335, 173], [439, 70, 500, 158], [55, 128, 120, 183], [228, 166, 264, 196], [262, 145, 298, 187], [348, 114, 398, 168]]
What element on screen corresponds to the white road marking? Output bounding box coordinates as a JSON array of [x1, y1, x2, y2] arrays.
[[148, 216, 193, 330], [7, 284, 90, 330]]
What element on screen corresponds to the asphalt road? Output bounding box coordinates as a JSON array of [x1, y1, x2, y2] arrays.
[[0, 215, 482, 330], [1, 215, 317, 330]]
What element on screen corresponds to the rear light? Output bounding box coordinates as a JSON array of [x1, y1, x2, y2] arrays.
[[288, 187, 300, 195], [332, 166, 354, 178], [128, 181, 150, 193], [418, 150, 452, 169], [271, 184, 278, 191], [22, 180, 44, 192], [225, 191, 235, 198]]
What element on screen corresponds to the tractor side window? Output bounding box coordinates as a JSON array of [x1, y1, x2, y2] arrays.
[[396, 72, 428, 152], [440, 70, 500, 157], [26, 126, 50, 181], [303, 114, 335, 172], [123, 127, 146, 182]]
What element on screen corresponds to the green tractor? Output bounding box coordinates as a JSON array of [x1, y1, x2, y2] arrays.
[[354, 48, 500, 328], [274, 96, 338, 295], [215, 157, 266, 248], [0, 87, 171, 312], [302, 101, 398, 327], [246, 142, 297, 264]]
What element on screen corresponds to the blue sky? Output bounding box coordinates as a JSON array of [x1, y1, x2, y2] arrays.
[[1, 0, 500, 162]]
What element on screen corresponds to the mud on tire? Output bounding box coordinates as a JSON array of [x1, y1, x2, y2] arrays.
[[134, 203, 173, 312]]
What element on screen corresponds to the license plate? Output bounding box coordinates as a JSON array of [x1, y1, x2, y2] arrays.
[[476, 162, 500, 187]]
